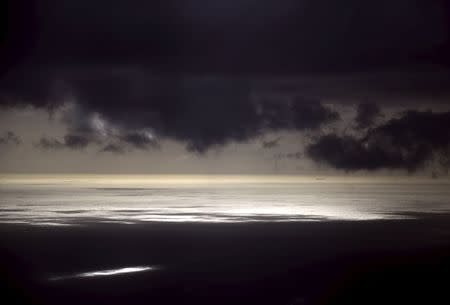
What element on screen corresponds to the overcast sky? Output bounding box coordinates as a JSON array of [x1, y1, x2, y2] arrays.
[[1, 0, 450, 174]]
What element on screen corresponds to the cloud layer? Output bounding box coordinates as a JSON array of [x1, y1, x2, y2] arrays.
[[0, 131, 20, 145], [307, 110, 450, 172], [1, 1, 450, 173], [2, 70, 341, 153], [3, 1, 449, 74]]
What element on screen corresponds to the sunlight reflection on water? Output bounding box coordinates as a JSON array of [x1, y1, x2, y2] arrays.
[[1, 175, 450, 226], [49, 266, 156, 281]]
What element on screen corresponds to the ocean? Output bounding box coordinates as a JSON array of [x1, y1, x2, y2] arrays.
[[1, 175, 450, 305], [1, 175, 450, 225]]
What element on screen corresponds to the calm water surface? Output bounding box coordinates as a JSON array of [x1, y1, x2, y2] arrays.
[[1, 175, 449, 225]]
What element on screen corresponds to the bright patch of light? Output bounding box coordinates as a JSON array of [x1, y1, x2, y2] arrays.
[[2, 175, 448, 227], [49, 266, 155, 281], [90, 113, 108, 136], [80, 266, 153, 277], [142, 129, 154, 140]]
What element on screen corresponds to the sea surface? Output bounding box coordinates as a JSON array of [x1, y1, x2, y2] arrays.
[[2, 175, 450, 304], [1, 174, 449, 225]]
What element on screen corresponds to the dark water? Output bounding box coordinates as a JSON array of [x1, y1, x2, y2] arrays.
[[1, 217, 450, 305], [1, 176, 450, 304]]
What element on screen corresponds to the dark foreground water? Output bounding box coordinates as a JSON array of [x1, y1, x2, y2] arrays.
[[1, 215, 450, 305], [1, 176, 450, 304]]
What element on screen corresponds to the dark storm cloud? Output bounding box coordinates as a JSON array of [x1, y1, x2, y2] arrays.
[[100, 144, 125, 154], [1, 0, 450, 158], [354, 102, 383, 129], [258, 97, 339, 131], [2, 0, 450, 95], [307, 110, 450, 172], [36, 134, 90, 150], [262, 137, 281, 149], [98, 131, 159, 154], [35, 138, 65, 150], [290, 99, 340, 130], [0, 131, 20, 145], [119, 132, 159, 150], [2, 0, 449, 74], [63, 134, 90, 149], [36, 130, 161, 153], [1, 68, 340, 153], [66, 74, 261, 153]]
